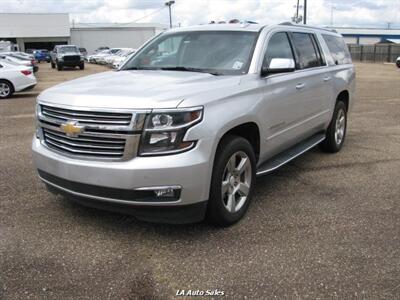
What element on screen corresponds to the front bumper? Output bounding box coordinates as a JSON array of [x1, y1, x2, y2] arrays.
[[32, 136, 212, 222], [59, 60, 83, 67]]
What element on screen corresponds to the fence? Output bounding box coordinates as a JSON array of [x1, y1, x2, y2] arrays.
[[348, 44, 400, 63]]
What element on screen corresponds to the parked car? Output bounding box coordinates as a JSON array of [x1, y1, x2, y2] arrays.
[[94, 46, 109, 53], [396, 56, 400, 68], [105, 48, 135, 66], [112, 49, 136, 69], [87, 49, 109, 63], [0, 59, 37, 99], [34, 49, 51, 63], [15, 51, 35, 60], [32, 23, 355, 226], [50, 45, 84, 71], [0, 53, 38, 72], [25, 49, 35, 54], [79, 47, 87, 57], [96, 48, 123, 64]]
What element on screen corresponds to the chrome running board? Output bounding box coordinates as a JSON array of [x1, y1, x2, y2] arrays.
[[256, 132, 326, 176]]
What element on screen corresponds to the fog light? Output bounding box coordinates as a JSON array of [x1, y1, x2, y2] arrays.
[[154, 188, 175, 197], [134, 185, 181, 201]]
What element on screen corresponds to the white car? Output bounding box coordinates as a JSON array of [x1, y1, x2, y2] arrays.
[[96, 48, 123, 64], [112, 49, 136, 69], [396, 56, 400, 68], [105, 48, 135, 67], [0, 60, 37, 98], [0, 53, 38, 72]]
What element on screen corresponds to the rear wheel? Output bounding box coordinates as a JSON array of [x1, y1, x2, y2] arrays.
[[207, 135, 256, 226], [0, 80, 14, 99], [320, 101, 347, 153]]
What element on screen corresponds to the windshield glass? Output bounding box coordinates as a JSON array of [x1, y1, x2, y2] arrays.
[[121, 31, 258, 75], [60, 46, 79, 53]]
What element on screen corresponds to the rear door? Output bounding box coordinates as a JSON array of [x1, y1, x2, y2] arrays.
[[288, 31, 333, 132]]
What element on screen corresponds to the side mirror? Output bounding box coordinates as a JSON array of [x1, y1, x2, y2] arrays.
[[261, 58, 295, 76]]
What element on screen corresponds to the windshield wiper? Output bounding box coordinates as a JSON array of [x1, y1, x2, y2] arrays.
[[160, 66, 222, 76]]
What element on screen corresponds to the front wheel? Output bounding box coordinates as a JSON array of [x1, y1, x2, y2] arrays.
[[320, 101, 347, 153], [57, 62, 63, 71], [79, 63, 84, 70], [51, 61, 55, 68], [206, 135, 256, 226]]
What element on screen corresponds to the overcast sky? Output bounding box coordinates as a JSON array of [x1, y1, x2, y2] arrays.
[[1, 0, 399, 28]]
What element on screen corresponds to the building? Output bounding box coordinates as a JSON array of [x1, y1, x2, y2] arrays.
[[0, 13, 166, 53], [331, 27, 400, 45]]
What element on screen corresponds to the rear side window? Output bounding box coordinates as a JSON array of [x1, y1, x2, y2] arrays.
[[263, 32, 294, 66], [291, 32, 321, 69], [322, 34, 352, 65]]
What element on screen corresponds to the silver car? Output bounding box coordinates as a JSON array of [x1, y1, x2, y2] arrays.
[[32, 23, 355, 226]]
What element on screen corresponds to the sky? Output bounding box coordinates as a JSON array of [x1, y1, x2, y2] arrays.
[[1, 0, 399, 28]]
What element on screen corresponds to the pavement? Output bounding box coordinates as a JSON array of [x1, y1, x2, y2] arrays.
[[0, 62, 399, 299]]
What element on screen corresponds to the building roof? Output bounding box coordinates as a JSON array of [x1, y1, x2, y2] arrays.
[[331, 27, 400, 36], [71, 22, 166, 30]]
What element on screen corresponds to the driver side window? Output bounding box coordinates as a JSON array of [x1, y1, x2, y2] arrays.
[[263, 32, 294, 67]]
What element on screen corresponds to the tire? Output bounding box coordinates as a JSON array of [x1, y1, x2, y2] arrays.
[[396, 62, 400, 68], [206, 135, 256, 226], [57, 62, 63, 71], [320, 101, 347, 153], [79, 63, 84, 70], [51, 61, 55, 68], [0, 80, 14, 99]]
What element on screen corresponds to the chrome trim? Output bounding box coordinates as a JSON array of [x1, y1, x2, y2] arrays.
[[36, 102, 147, 161], [134, 185, 182, 191], [39, 175, 182, 205]]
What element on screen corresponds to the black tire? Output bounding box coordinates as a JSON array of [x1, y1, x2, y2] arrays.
[[206, 135, 256, 226], [51, 61, 55, 68], [396, 62, 400, 68], [0, 80, 14, 99], [320, 101, 347, 153], [79, 63, 84, 70], [57, 62, 63, 71]]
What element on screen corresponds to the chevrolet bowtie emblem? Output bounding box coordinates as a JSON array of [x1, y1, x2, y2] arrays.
[[60, 121, 84, 137]]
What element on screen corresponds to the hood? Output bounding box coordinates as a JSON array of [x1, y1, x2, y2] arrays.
[[38, 70, 242, 109]]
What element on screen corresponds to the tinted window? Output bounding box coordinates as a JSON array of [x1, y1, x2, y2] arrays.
[[263, 32, 294, 66], [322, 34, 352, 65], [291, 32, 321, 69]]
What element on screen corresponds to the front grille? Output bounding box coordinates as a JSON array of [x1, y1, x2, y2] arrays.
[[37, 104, 145, 160], [43, 128, 126, 158], [63, 55, 80, 62], [41, 105, 132, 127]]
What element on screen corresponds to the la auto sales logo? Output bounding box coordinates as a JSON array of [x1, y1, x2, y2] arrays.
[[176, 289, 225, 297]]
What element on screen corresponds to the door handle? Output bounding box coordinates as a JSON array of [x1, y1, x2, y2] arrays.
[[296, 83, 305, 90], [323, 76, 331, 82]]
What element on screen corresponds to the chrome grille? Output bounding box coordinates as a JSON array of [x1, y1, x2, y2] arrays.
[[41, 105, 132, 126], [37, 104, 147, 161], [43, 128, 126, 158]]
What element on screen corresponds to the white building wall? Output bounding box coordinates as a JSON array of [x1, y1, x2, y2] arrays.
[[70, 27, 158, 54], [0, 13, 70, 38]]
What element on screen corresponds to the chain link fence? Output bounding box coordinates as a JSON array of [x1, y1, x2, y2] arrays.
[[348, 44, 400, 63]]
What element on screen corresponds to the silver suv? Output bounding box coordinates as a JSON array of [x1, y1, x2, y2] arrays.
[[32, 23, 355, 226]]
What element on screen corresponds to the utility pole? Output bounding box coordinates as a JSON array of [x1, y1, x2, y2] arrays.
[[303, 0, 307, 24], [165, 1, 175, 29], [296, 0, 300, 22]]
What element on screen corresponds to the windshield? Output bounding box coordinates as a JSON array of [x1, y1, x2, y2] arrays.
[[60, 46, 79, 53], [121, 31, 258, 75]]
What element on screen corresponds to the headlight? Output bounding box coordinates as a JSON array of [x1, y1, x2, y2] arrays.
[[57, 54, 63, 60], [139, 107, 203, 156]]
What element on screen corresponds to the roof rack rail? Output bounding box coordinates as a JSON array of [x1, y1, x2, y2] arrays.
[[278, 22, 338, 33]]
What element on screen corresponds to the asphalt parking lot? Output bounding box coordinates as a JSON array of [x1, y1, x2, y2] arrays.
[[0, 62, 399, 299]]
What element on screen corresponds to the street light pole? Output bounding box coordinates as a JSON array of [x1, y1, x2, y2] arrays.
[[165, 1, 175, 29], [303, 0, 307, 24]]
